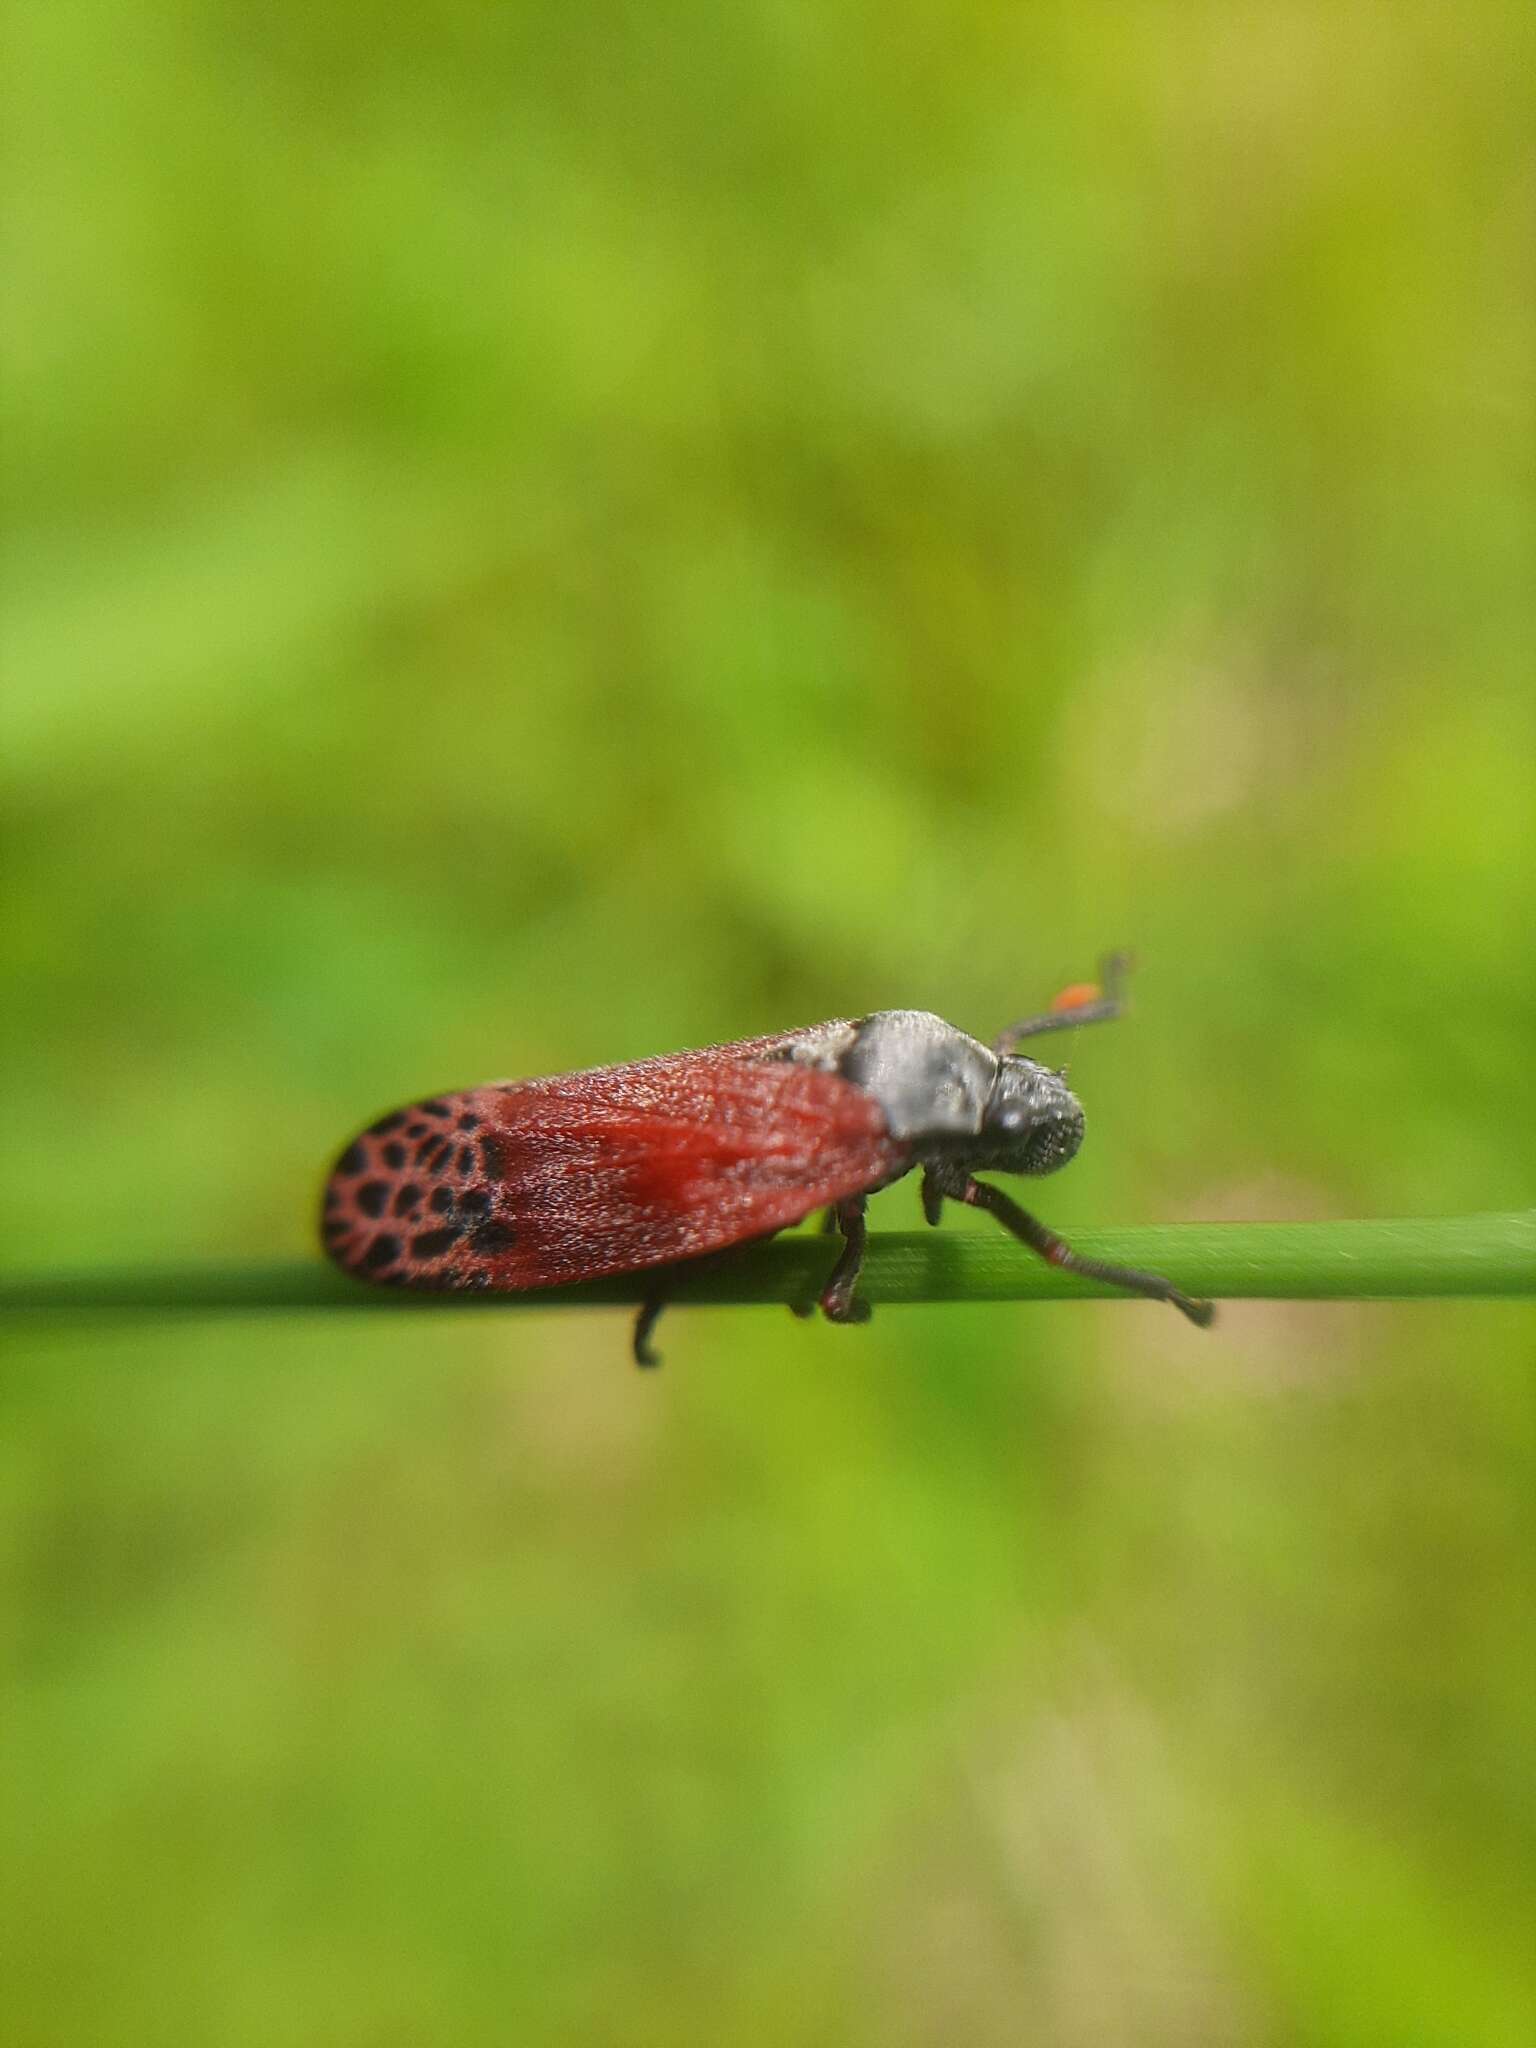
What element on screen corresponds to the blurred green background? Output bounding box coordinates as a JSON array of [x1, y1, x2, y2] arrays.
[[4, 4, 1533, 2044]]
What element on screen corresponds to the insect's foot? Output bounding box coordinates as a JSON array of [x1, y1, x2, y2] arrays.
[[1173, 1293, 1216, 1328], [820, 1290, 872, 1326]]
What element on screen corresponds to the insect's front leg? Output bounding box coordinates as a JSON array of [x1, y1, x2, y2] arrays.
[[923, 1163, 1213, 1326], [920, 1170, 945, 1227], [819, 1195, 872, 1325]]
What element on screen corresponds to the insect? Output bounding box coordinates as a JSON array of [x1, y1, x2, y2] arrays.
[[320, 954, 1213, 1364]]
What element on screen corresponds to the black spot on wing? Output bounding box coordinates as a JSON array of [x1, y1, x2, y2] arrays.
[[457, 1111, 480, 1131], [335, 1143, 367, 1177], [361, 1234, 401, 1271], [429, 1186, 454, 1215], [382, 1140, 407, 1169], [411, 1227, 462, 1260], [469, 1218, 518, 1254], [392, 1183, 423, 1217], [357, 1180, 389, 1219], [369, 1112, 407, 1136], [478, 1136, 503, 1179]]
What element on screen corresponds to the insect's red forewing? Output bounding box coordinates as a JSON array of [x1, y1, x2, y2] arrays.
[[321, 1033, 909, 1292]]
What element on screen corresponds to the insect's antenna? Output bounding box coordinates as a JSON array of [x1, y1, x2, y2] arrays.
[[961, 1177, 1214, 1326], [994, 951, 1134, 1055]]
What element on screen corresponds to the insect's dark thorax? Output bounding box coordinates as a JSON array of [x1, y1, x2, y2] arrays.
[[777, 1010, 998, 1146]]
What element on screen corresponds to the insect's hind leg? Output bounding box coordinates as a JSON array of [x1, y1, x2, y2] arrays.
[[643, 1240, 783, 1361], [633, 1277, 672, 1368], [819, 1196, 872, 1325]]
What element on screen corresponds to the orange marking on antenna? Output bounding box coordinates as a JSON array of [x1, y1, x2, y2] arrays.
[[1050, 981, 1101, 1012]]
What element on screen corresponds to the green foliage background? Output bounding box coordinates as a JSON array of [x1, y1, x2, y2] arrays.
[[4, 5, 1533, 2043]]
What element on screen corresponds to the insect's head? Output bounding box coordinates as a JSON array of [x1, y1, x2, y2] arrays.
[[975, 1056, 1085, 1176]]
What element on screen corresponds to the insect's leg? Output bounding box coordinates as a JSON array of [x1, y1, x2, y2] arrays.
[[945, 1171, 1214, 1327], [993, 951, 1133, 1054], [820, 1196, 872, 1325], [633, 1278, 672, 1368], [920, 1171, 945, 1227], [789, 1208, 843, 1319]]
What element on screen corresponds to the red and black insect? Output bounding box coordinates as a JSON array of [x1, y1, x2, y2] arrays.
[[320, 955, 1213, 1363]]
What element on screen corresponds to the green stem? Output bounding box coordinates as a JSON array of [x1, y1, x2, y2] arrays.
[[1, 1213, 1531, 1316]]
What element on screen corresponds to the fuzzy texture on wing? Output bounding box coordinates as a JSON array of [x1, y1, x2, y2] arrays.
[[320, 1034, 909, 1292]]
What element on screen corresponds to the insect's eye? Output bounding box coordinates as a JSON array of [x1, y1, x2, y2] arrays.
[[1020, 1112, 1083, 1174]]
